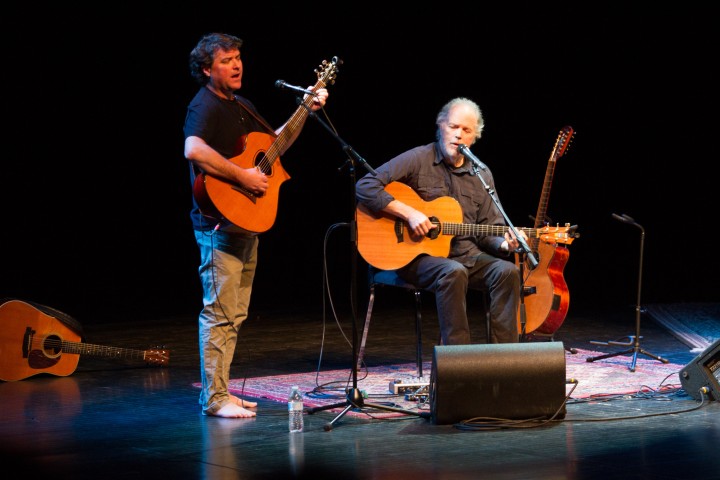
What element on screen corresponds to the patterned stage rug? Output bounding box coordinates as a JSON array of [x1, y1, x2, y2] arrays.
[[647, 302, 720, 353], [193, 348, 686, 419]]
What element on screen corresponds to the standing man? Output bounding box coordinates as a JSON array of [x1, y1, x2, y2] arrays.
[[184, 33, 329, 418]]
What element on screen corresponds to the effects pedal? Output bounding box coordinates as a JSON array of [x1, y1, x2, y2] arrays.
[[389, 379, 429, 395], [405, 384, 429, 401]]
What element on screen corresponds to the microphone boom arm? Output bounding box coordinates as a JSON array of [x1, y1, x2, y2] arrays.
[[459, 143, 538, 269], [275, 80, 317, 96]]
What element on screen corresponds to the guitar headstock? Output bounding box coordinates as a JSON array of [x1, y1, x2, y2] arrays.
[[145, 348, 170, 367], [315, 56, 342, 87], [537, 224, 580, 245], [551, 125, 575, 161]]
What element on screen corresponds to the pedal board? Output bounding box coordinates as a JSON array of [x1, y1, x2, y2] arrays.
[[389, 379, 429, 395]]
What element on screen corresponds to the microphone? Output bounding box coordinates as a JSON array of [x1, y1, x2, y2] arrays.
[[457, 144, 487, 171], [274, 80, 316, 96], [611, 213, 635, 223]]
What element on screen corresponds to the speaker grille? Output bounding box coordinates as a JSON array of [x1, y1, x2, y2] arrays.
[[430, 342, 567, 424]]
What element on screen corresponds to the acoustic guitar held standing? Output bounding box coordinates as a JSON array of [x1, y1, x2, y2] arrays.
[[0, 299, 170, 382], [520, 126, 576, 335], [192, 57, 341, 233], [356, 181, 577, 271]]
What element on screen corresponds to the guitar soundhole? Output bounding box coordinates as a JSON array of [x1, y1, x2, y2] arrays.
[[42, 334, 63, 358], [255, 151, 270, 177], [427, 217, 440, 239], [27, 334, 62, 369]]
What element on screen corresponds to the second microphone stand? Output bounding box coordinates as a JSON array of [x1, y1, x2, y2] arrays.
[[301, 103, 421, 430], [586, 214, 669, 372]]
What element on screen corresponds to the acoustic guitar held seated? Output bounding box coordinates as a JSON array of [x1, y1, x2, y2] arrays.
[[0, 299, 170, 382], [356, 181, 578, 271]]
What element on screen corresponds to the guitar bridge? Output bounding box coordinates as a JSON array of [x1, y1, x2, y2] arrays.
[[231, 185, 259, 204], [393, 219, 405, 243]]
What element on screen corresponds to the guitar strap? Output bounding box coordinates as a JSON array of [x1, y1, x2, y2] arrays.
[[234, 96, 277, 137], [189, 96, 276, 180]]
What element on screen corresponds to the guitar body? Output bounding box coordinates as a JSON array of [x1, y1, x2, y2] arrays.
[[193, 132, 291, 233], [356, 181, 463, 270], [520, 242, 570, 334], [0, 299, 82, 381]]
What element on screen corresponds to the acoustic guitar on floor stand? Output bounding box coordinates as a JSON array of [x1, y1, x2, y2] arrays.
[[519, 126, 578, 338]]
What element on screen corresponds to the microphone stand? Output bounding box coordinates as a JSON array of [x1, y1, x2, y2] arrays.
[[468, 160, 537, 341], [586, 214, 669, 372], [461, 145, 538, 270], [298, 101, 421, 430]]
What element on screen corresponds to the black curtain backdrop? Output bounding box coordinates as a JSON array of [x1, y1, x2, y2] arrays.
[[2, 3, 714, 324]]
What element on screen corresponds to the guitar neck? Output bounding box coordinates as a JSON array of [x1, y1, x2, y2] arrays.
[[534, 160, 556, 229], [441, 223, 549, 239], [61, 340, 152, 362], [530, 126, 574, 248], [531, 159, 556, 250], [261, 78, 329, 171]]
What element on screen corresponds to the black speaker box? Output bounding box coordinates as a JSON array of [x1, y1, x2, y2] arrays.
[[680, 338, 720, 401], [429, 342, 567, 425]]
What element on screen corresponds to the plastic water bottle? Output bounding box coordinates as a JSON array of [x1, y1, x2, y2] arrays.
[[288, 385, 304, 433]]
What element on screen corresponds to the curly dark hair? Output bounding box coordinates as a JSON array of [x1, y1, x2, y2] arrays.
[[189, 33, 243, 85]]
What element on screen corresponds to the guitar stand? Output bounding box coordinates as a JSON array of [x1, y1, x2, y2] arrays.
[[586, 214, 668, 372], [302, 104, 420, 430], [517, 251, 529, 342]]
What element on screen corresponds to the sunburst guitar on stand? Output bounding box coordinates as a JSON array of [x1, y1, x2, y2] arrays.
[[519, 125, 576, 335], [356, 181, 578, 271], [0, 299, 170, 382], [192, 57, 341, 233]]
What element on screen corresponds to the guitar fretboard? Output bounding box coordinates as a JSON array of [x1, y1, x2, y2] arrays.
[[439, 223, 567, 240], [60, 340, 149, 360]]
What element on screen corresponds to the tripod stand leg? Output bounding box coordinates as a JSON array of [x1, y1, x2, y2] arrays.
[[629, 347, 669, 372], [585, 347, 634, 364], [324, 403, 356, 431], [307, 387, 423, 431], [586, 344, 669, 372]]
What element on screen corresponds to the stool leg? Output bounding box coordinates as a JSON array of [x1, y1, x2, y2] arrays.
[[413, 289, 423, 378], [358, 284, 376, 371], [484, 292, 492, 343]]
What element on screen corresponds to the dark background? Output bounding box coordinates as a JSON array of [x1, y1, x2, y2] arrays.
[[2, 3, 714, 325]]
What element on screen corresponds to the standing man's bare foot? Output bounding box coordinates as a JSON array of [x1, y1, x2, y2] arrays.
[[210, 402, 256, 418], [231, 394, 257, 408]]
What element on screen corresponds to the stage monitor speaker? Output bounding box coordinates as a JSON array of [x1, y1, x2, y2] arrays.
[[429, 342, 567, 425], [679, 338, 720, 401]]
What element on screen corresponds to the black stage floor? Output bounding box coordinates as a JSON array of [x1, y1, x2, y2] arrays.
[[2, 296, 719, 480]]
